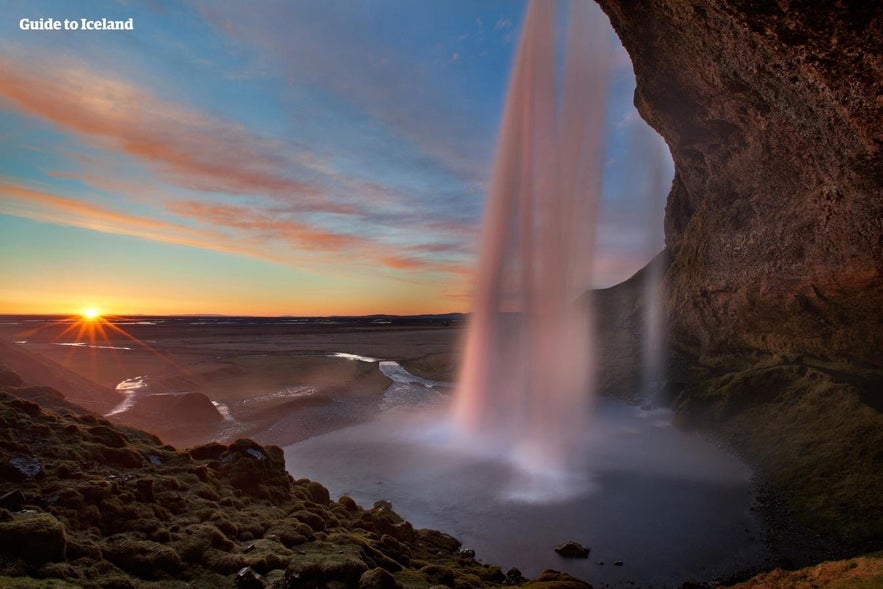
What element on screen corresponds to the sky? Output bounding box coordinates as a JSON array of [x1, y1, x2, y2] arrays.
[[0, 0, 672, 317]]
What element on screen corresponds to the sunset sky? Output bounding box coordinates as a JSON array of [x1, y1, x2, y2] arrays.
[[0, 1, 671, 316]]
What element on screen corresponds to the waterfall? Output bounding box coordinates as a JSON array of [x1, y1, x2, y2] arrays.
[[452, 0, 611, 495]]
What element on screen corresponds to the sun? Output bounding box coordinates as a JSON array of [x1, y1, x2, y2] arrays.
[[82, 308, 101, 321]]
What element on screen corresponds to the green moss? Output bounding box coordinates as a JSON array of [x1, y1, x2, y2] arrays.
[[678, 362, 883, 552], [521, 570, 592, 588], [0, 576, 79, 588], [102, 536, 182, 579], [0, 512, 67, 565], [393, 569, 434, 589]]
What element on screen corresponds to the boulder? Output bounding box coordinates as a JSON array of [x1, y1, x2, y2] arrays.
[[359, 567, 403, 589], [235, 566, 266, 589], [188, 442, 228, 461], [306, 480, 330, 505], [418, 564, 454, 587], [87, 425, 128, 448], [554, 541, 590, 559], [0, 489, 24, 510], [4, 454, 43, 480], [0, 511, 67, 565]]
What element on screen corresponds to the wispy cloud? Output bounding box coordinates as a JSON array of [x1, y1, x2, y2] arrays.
[[167, 198, 469, 276], [0, 182, 273, 260], [0, 56, 333, 209], [0, 180, 471, 279], [166, 200, 360, 251]]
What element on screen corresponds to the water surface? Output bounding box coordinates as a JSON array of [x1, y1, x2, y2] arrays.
[[284, 365, 769, 588]]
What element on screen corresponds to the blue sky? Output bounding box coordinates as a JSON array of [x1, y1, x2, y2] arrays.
[[0, 0, 671, 315]]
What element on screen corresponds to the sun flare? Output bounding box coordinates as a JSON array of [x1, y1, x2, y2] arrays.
[[82, 308, 101, 321]]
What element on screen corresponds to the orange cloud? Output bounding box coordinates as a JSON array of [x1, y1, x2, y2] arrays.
[[0, 182, 285, 263], [0, 178, 472, 285], [167, 200, 360, 251], [168, 199, 470, 277], [0, 56, 332, 208]]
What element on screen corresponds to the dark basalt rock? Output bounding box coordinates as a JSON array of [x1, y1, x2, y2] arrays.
[[188, 441, 228, 461], [554, 541, 590, 559], [235, 565, 266, 589], [504, 568, 527, 585], [4, 454, 42, 481], [339, 495, 360, 512], [0, 488, 24, 510], [87, 425, 128, 448]]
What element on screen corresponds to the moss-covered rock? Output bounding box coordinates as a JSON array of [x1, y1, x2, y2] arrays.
[[101, 536, 182, 578], [0, 511, 67, 565], [521, 570, 592, 589], [360, 566, 403, 589]]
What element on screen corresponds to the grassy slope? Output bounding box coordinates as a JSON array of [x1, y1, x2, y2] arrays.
[[726, 552, 883, 589]]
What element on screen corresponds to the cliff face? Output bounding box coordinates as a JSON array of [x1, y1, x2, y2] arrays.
[[592, 1, 883, 553], [596, 0, 883, 366]]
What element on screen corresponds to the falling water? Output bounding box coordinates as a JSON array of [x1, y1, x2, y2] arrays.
[[640, 136, 670, 404], [452, 0, 611, 495]]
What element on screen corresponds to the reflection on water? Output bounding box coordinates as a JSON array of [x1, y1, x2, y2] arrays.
[[238, 385, 319, 406], [55, 342, 132, 350], [329, 352, 378, 362]]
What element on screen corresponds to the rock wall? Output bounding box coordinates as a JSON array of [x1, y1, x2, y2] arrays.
[[596, 0, 883, 367]]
